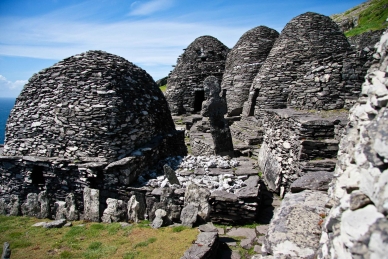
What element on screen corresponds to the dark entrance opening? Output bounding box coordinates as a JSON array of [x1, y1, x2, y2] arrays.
[[31, 166, 45, 185], [194, 90, 205, 113]]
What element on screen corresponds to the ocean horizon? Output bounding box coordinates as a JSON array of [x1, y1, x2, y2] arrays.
[[0, 98, 16, 144]]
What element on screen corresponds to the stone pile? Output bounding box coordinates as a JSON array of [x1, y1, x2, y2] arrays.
[[317, 30, 388, 259], [0, 50, 186, 216], [242, 12, 367, 116], [221, 26, 279, 116], [136, 155, 262, 225], [165, 36, 229, 115]]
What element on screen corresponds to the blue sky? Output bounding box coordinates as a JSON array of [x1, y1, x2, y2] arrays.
[[0, 0, 365, 98]]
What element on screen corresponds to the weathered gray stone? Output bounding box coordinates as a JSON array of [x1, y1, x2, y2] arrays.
[[163, 164, 180, 185], [210, 190, 238, 202], [263, 190, 328, 258], [1, 242, 11, 259], [198, 222, 218, 232], [350, 190, 373, 211], [201, 76, 234, 157], [101, 198, 126, 223], [181, 231, 219, 259], [32, 222, 47, 227], [235, 186, 259, 198], [21, 193, 41, 217], [151, 209, 167, 229], [180, 203, 198, 227], [290, 171, 334, 193], [127, 195, 140, 223], [184, 183, 211, 221], [38, 191, 50, 218], [83, 187, 100, 222], [55, 201, 67, 220], [44, 219, 67, 228], [65, 193, 79, 221], [0, 199, 6, 215]]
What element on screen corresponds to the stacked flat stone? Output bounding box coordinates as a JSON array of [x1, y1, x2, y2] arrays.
[[317, 30, 388, 259], [221, 26, 279, 116], [4, 50, 175, 161], [166, 36, 229, 115], [242, 12, 365, 115]]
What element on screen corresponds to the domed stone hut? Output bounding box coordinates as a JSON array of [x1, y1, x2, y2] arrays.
[[4, 50, 177, 160], [243, 12, 366, 116], [0, 51, 186, 216], [165, 36, 229, 115], [221, 26, 279, 117]]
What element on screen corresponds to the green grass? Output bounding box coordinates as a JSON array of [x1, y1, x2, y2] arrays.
[[345, 0, 388, 36], [0, 215, 198, 259], [159, 85, 167, 93]]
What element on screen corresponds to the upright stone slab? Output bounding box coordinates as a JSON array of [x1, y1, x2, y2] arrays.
[[21, 193, 41, 217], [8, 195, 20, 216], [163, 164, 180, 185], [201, 76, 234, 157], [38, 191, 50, 218], [101, 198, 126, 223], [83, 187, 100, 222], [127, 195, 140, 223], [184, 182, 211, 222]]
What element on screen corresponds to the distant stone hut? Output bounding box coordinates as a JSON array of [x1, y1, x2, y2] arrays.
[[221, 26, 279, 117], [0, 51, 186, 215], [242, 12, 367, 116], [165, 36, 229, 115]]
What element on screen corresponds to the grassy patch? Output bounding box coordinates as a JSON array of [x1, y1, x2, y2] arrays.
[[159, 85, 167, 93], [172, 225, 188, 233], [345, 0, 388, 36], [0, 215, 197, 259]]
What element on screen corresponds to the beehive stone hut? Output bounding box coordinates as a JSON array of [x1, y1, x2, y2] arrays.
[[4, 50, 176, 160], [165, 36, 229, 115], [221, 26, 279, 117], [243, 12, 366, 116], [0, 50, 186, 215]]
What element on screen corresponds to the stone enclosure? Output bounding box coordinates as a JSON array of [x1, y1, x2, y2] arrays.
[[0, 10, 387, 259]]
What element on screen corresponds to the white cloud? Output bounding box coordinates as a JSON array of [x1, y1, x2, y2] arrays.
[[129, 0, 174, 16], [0, 75, 27, 98], [0, 16, 248, 81]]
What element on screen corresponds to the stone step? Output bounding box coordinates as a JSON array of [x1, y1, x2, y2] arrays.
[[300, 158, 337, 173], [299, 139, 339, 160], [230, 120, 264, 145]]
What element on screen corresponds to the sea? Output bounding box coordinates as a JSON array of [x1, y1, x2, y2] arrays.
[[0, 98, 16, 144]]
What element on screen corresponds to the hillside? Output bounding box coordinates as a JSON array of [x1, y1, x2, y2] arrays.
[[330, 0, 388, 36]]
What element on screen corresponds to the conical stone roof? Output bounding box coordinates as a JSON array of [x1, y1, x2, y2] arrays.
[[166, 35, 229, 115], [4, 50, 175, 160]]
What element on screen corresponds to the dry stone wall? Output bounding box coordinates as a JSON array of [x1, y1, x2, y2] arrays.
[[4, 50, 175, 161], [317, 30, 388, 259], [242, 12, 365, 116], [221, 26, 279, 116], [166, 36, 229, 115], [0, 50, 186, 219], [258, 109, 347, 193]]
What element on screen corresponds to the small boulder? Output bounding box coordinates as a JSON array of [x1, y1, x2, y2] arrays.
[[163, 164, 180, 185], [180, 203, 199, 227], [151, 209, 167, 229], [44, 219, 67, 228], [101, 198, 126, 223]]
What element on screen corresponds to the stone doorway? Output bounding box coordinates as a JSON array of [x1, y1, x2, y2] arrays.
[[193, 90, 205, 113]]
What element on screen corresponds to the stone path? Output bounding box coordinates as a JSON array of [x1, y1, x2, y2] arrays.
[[215, 191, 282, 259]]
